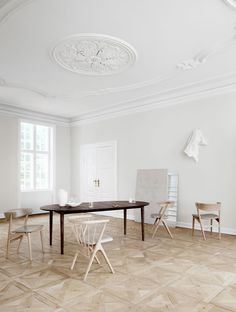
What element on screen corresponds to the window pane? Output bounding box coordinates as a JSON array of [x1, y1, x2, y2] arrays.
[[36, 125, 49, 152], [21, 152, 34, 190], [21, 122, 33, 150], [36, 153, 49, 189]]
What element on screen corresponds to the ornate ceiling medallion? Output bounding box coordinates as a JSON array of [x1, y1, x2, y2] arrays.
[[223, 0, 236, 9], [52, 34, 137, 75]]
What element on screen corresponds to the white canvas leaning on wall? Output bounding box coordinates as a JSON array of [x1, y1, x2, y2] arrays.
[[135, 169, 178, 225]]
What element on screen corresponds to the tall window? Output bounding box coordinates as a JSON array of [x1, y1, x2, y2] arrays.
[[20, 121, 53, 191]]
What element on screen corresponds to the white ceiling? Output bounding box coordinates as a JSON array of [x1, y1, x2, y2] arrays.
[[0, 0, 236, 123]]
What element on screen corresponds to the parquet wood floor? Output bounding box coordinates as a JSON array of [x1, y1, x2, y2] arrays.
[[0, 214, 235, 311]]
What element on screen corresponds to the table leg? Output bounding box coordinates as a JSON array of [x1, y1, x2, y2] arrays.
[[124, 209, 127, 235], [60, 212, 64, 254], [141, 206, 144, 241], [49, 211, 53, 245]]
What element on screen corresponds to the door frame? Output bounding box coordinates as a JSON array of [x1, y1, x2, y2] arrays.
[[79, 140, 117, 202]]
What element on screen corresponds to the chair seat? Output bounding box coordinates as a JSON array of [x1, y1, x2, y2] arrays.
[[192, 213, 218, 220], [151, 213, 167, 219], [83, 235, 113, 245], [13, 224, 44, 233], [193, 202, 221, 240]]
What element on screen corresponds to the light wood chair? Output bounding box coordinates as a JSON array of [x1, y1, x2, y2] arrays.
[[68, 215, 114, 281], [192, 202, 221, 240], [4, 208, 44, 261], [151, 200, 175, 239]]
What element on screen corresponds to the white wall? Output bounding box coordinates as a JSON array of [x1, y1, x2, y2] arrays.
[[55, 124, 71, 195], [1, 93, 235, 233], [0, 114, 71, 214], [0, 115, 18, 211], [71, 93, 236, 233]]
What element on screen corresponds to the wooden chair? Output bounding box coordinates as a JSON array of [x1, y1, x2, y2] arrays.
[[68, 215, 114, 281], [151, 200, 175, 239], [4, 208, 44, 261], [192, 202, 221, 240]]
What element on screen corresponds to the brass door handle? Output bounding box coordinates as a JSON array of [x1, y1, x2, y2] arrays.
[[93, 179, 100, 187]]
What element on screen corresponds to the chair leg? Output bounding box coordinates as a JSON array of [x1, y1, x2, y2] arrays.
[[27, 233, 32, 261], [84, 247, 98, 281], [218, 220, 221, 240], [100, 245, 115, 274], [94, 254, 101, 264], [17, 236, 23, 252], [162, 220, 173, 239], [152, 218, 162, 238], [89, 246, 100, 264], [6, 236, 10, 259], [40, 231, 44, 253], [210, 219, 213, 235], [71, 252, 78, 270], [192, 216, 195, 236], [199, 219, 206, 240]]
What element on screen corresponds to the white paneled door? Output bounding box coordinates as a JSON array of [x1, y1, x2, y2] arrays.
[[80, 141, 117, 202]]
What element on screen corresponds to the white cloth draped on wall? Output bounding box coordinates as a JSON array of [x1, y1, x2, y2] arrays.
[[184, 129, 207, 162]]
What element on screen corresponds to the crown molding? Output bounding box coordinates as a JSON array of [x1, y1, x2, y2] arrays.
[[1, 72, 236, 127], [70, 73, 236, 126], [0, 78, 54, 98], [223, 0, 236, 9], [0, 102, 70, 127], [0, 0, 33, 26]]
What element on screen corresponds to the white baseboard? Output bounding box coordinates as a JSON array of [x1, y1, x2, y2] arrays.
[[177, 221, 236, 236]]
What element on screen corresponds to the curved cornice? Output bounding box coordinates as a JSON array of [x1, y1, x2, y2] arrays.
[[70, 72, 236, 126], [0, 78, 53, 98], [1, 71, 236, 126], [223, 0, 236, 9], [71, 86, 236, 126], [0, 102, 70, 126], [0, 0, 33, 26]]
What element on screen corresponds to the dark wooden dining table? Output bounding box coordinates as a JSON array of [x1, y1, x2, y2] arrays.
[[40, 200, 149, 254]]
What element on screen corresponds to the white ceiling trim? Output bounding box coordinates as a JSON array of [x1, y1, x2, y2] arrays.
[[71, 74, 236, 126], [0, 78, 53, 98], [0, 0, 32, 25], [0, 71, 236, 127], [0, 102, 70, 126], [223, 0, 236, 9]]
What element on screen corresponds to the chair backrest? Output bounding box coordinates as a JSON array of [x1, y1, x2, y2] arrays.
[[195, 202, 221, 217], [158, 200, 175, 218], [4, 208, 32, 221], [70, 218, 109, 249], [4, 208, 33, 233]]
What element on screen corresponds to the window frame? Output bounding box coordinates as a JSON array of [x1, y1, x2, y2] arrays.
[[19, 119, 55, 192]]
